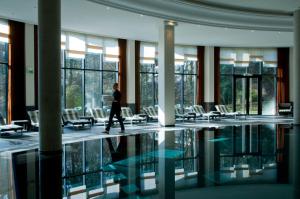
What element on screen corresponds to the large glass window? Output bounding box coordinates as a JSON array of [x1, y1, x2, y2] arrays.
[[220, 48, 277, 115], [140, 43, 158, 109], [61, 32, 119, 114], [174, 46, 197, 109], [140, 43, 198, 110], [0, 19, 9, 120], [174, 62, 197, 108]]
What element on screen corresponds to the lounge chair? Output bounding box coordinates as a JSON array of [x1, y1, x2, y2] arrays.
[[215, 105, 240, 119], [28, 110, 64, 131], [27, 110, 39, 130], [192, 105, 221, 121], [278, 102, 293, 116], [143, 106, 158, 121], [175, 106, 196, 121], [89, 107, 116, 126], [121, 107, 146, 125], [0, 112, 23, 135], [191, 105, 206, 118], [62, 109, 92, 128]]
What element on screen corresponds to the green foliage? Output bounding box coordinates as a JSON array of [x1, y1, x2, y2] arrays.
[[66, 84, 82, 108]]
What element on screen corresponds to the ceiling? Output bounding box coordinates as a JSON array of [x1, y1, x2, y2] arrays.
[[184, 0, 300, 13], [0, 0, 296, 47]]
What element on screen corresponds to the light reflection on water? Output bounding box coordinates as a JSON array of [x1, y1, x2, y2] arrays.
[[0, 123, 296, 198]]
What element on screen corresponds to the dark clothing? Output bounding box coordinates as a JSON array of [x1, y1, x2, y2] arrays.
[[113, 89, 122, 103], [105, 89, 125, 131]]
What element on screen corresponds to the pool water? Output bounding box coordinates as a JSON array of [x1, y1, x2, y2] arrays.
[[1, 123, 299, 199]]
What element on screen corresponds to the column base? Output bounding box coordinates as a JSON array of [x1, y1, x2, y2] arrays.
[[159, 124, 175, 127]]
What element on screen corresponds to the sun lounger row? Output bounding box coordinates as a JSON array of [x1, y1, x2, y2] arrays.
[[143, 105, 196, 121], [27, 109, 91, 130], [89, 107, 146, 126], [142, 105, 221, 121], [27, 107, 147, 131], [5, 104, 243, 134]]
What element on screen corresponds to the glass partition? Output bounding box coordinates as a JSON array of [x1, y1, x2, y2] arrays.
[[61, 32, 119, 114], [140, 43, 198, 111], [220, 48, 277, 115]]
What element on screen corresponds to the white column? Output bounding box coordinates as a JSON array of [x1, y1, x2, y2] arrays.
[[126, 40, 136, 111], [25, 24, 35, 107], [204, 129, 215, 186], [126, 136, 137, 194], [38, 0, 62, 152], [294, 9, 300, 124], [204, 46, 215, 110], [158, 130, 175, 198], [158, 20, 176, 126]]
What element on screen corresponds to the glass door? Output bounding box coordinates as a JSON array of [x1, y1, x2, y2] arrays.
[[249, 77, 259, 114], [234, 76, 261, 115], [235, 77, 247, 114]]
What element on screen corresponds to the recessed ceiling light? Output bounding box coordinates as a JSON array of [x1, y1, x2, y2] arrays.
[[278, 31, 281, 34], [251, 30, 255, 32], [106, 6, 110, 10], [140, 14, 144, 17]]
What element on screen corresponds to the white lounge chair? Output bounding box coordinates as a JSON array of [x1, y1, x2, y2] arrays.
[[121, 107, 146, 125], [215, 105, 240, 119], [89, 107, 116, 126], [0, 112, 23, 135], [192, 105, 220, 121], [27, 110, 39, 130], [62, 109, 92, 128], [28, 110, 64, 131], [143, 106, 158, 121], [175, 106, 196, 121]]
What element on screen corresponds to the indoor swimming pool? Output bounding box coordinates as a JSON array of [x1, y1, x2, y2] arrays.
[[0, 123, 298, 199]]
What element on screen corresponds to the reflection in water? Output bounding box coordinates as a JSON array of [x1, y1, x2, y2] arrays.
[[2, 124, 296, 198], [40, 151, 62, 199], [293, 125, 300, 199]]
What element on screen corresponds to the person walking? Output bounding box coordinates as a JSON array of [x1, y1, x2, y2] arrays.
[[105, 83, 125, 133]]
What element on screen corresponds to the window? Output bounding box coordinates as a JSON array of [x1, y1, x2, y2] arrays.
[[220, 48, 277, 115], [174, 46, 197, 109], [140, 43, 198, 110], [61, 32, 119, 114], [140, 43, 158, 109], [0, 19, 9, 120]]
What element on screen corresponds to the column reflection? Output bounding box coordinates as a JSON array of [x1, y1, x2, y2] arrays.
[[158, 129, 175, 199]]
